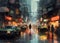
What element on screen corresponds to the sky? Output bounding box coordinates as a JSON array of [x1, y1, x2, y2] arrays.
[[30, 0, 39, 23], [31, 0, 39, 12]]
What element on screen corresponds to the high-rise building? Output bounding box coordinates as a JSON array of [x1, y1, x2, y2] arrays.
[[0, 0, 8, 7], [19, 0, 31, 21], [0, 0, 22, 24], [7, 0, 20, 19], [0, 0, 9, 25], [0, 0, 9, 12], [56, 0, 60, 7], [38, 0, 57, 19]]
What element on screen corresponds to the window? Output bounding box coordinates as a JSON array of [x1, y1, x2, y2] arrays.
[[0, 0, 8, 6]]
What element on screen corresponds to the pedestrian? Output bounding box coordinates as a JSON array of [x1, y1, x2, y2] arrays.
[[29, 24, 31, 29], [51, 25, 54, 33], [51, 25, 54, 43], [48, 25, 50, 32], [47, 25, 50, 39], [29, 24, 32, 36]]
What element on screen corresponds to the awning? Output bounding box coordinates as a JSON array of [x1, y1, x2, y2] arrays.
[[51, 16, 59, 21], [0, 7, 9, 12]]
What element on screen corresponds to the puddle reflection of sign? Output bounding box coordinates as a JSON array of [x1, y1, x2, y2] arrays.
[[39, 35, 47, 40]]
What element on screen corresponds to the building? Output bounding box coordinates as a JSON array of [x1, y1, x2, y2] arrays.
[[19, 0, 31, 12], [0, 0, 21, 24], [38, 0, 57, 19], [0, 0, 9, 26], [0, 0, 8, 7], [19, 0, 31, 22], [7, 0, 21, 20], [38, 0, 60, 28]]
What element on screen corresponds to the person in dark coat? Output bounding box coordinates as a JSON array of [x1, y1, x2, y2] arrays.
[[51, 25, 54, 33], [29, 24, 31, 29], [51, 25, 54, 43], [47, 25, 50, 39], [29, 24, 32, 36], [48, 25, 50, 32]]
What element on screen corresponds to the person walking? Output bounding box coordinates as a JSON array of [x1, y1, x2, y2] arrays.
[[47, 25, 50, 39], [51, 25, 54, 43], [51, 25, 54, 33], [29, 24, 32, 36], [29, 24, 31, 29]]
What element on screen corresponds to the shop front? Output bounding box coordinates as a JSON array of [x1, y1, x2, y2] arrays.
[[50, 16, 59, 29]]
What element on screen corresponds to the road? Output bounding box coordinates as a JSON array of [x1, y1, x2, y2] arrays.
[[0, 25, 59, 43]]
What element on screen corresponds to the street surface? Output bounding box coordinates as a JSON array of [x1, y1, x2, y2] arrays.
[[0, 25, 59, 43]]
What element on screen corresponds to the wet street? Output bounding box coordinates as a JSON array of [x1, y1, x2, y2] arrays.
[[0, 0, 60, 43], [0, 25, 59, 43]]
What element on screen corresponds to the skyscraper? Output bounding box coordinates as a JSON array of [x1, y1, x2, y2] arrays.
[[38, 0, 57, 19], [19, 0, 31, 21], [8, 0, 20, 19], [0, 0, 9, 25], [0, 0, 9, 12], [0, 0, 8, 7]]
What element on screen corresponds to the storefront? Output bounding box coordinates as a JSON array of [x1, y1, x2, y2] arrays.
[[50, 16, 59, 29]]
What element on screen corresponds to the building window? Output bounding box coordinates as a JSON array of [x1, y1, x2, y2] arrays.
[[57, 0, 60, 6]]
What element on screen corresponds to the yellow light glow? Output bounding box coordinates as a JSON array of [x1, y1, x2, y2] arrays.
[[16, 9, 19, 14], [12, 21, 18, 26], [50, 21, 59, 28], [7, 31, 10, 34], [39, 35, 47, 40]]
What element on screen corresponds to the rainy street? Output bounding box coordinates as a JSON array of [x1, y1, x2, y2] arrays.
[[0, 0, 60, 43], [0, 25, 59, 43]]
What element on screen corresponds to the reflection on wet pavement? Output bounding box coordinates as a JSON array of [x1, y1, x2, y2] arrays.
[[0, 28, 59, 43]]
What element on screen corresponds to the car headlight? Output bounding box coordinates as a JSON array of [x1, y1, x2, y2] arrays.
[[7, 31, 11, 34]]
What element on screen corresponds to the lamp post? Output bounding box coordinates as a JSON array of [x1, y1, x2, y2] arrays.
[[57, 6, 60, 28]]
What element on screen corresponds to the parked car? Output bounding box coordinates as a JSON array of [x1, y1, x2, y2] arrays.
[[55, 28, 60, 37], [38, 25, 48, 33], [20, 25, 27, 32], [0, 26, 21, 37]]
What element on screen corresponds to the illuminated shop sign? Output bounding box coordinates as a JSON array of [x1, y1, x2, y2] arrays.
[[51, 16, 59, 21]]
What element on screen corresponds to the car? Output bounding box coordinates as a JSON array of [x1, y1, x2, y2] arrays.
[[0, 26, 21, 38], [38, 25, 48, 33], [55, 28, 60, 37], [20, 25, 27, 32]]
